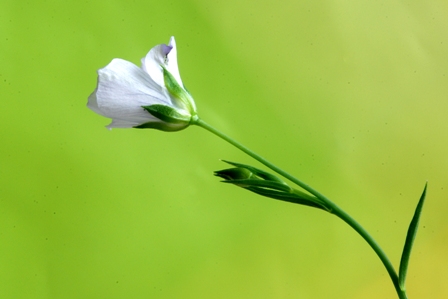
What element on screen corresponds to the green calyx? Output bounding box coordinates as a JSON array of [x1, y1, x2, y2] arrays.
[[214, 167, 254, 181], [135, 67, 198, 131], [142, 104, 191, 124], [135, 104, 191, 131]]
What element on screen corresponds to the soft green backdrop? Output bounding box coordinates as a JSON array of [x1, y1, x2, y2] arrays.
[[1, 1, 447, 298]]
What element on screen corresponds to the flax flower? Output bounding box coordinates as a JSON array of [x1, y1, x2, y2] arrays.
[[88, 36, 196, 131]]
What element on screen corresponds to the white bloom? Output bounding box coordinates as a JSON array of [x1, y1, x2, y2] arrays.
[[87, 36, 196, 130]]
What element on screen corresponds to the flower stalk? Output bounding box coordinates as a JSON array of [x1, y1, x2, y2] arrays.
[[191, 117, 407, 299]]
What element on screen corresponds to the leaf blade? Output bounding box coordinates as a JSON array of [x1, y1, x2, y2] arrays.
[[398, 182, 428, 290]]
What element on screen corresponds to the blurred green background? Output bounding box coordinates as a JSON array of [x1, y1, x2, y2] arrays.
[[1, 0, 447, 298]]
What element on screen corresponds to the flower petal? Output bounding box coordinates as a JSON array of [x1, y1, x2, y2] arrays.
[[142, 36, 184, 88], [88, 58, 171, 128]]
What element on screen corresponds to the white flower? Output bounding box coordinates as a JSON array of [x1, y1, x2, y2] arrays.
[[87, 36, 197, 131]]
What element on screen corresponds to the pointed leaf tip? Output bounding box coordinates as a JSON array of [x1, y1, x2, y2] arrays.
[[398, 182, 428, 290]]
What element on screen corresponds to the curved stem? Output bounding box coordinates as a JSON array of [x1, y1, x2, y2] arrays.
[[193, 117, 407, 299]]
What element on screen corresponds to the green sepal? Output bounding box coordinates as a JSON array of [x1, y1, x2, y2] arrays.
[[398, 182, 428, 290], [134, 121, 186, 131], [221, 160, 286, 184], [142, 104, 191, 124], [163, 66, 182, 96], [214, 167, 253, 181], [162, 66, 196, 113]]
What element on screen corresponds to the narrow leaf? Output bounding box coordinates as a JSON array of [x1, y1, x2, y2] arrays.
[[398, 182, 428, 290]]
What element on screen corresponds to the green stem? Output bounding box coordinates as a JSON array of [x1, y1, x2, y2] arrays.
[[193, 117, 407, 299]]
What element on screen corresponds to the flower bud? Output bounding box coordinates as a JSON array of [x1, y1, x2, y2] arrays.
[[215, 160, 329, 210]]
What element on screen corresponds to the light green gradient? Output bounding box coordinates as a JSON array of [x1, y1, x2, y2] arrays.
[[1, 1, 447, 298]]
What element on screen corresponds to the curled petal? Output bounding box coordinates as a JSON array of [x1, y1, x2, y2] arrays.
[[142, 36, 183, 88]]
